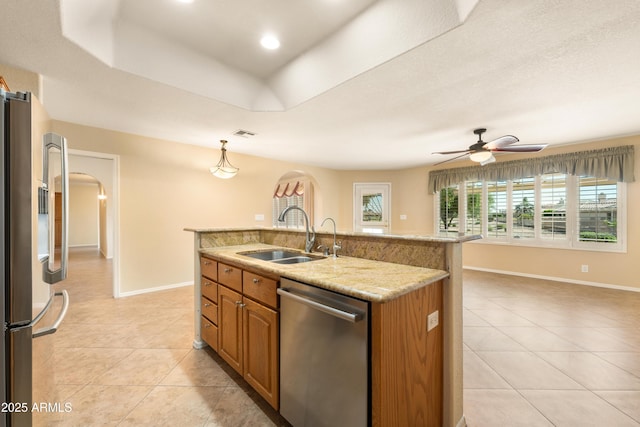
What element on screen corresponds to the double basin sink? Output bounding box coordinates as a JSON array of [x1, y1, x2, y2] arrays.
[[238, 249, 324, 264]]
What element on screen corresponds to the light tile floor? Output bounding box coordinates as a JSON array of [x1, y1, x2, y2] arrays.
[[463, 269, 640, 426], [34, 248, 640, 426], [33, 248, 288, 427]]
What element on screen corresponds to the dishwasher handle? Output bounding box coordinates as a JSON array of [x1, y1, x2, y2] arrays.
[[277, 287, 364, 323]]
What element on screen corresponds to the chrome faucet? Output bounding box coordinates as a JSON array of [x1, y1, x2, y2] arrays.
[[320, 217, 341, 258], [278, 206, 316, 253]]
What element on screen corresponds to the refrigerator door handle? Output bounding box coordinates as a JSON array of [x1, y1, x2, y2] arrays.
[[41, 133, 69, 284], [32, 290, 69, 338]]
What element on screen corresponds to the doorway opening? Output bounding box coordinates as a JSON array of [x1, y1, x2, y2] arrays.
[[68, 149, 120, 297]]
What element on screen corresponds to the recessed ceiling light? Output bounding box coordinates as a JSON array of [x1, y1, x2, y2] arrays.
[[260, 34, 280, 50]]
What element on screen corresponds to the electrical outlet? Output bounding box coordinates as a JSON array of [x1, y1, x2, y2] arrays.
[[581, 264, 589, 273], [254, 213, 265, 221], [400, 214, 407, 220], [427, 311, 439, 331]]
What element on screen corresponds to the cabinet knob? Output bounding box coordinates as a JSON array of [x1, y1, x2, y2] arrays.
[[224, 268, 232, 273], [253, 278, 260, 284], [203, 261, 211, 265], [203, 323, 210, 328], [204, 303, 211, 307], [203, 281, 211, 286]]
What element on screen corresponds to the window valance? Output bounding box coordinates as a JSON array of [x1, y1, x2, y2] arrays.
[[273, 181, 304, 198], [428, 145, 635, 194]]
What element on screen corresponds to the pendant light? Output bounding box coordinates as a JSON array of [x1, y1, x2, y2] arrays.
[[210, 140, 239, 179]]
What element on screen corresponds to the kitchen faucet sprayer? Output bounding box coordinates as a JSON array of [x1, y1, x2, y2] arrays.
[[277, 206, 316, 253]]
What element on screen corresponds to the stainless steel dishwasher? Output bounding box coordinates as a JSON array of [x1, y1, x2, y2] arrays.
[[278, 278, 369, 427]]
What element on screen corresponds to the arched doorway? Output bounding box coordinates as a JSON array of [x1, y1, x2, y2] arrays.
[[68, 149, 120, 297]]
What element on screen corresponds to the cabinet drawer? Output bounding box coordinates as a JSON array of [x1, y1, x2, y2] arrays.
[[243, 271, 278, 309], [200, 256, 217, 281], [201, 296, 218, 325], [218, 263, 242, 292], [201, 316, 218, 352], [201, 277, 218, 303]]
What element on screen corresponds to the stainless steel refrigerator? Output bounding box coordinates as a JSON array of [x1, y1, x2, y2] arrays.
[[2, 90, 70, 426]]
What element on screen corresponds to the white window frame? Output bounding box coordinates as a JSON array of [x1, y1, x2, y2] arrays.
[[435, 174, 626, 253], [353, 183, 391, 233]]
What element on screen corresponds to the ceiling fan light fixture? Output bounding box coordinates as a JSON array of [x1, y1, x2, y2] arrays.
[[469, 150, 493, 163], [210, 140, 239, 179], [480, 154, 496, 165]]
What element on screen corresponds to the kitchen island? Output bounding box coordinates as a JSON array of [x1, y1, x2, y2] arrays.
[[185, 227, 478, 427]]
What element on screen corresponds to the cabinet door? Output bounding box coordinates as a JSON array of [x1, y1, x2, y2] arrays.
[[218, 286, 243, 374], [243, 297, 279, 410]]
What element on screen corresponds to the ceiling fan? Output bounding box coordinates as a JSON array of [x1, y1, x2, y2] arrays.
[[433, 128, 548, 166]]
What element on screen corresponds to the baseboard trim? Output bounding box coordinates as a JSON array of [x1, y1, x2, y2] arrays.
[[118, 281, 193, 298], [193, 340, 207, 350], [464, 266, 640, 293]]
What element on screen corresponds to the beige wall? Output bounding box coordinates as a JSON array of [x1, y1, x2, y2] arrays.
[[459, 136, 640, 290], [51, 119, 639, 293], [69, 181, 99, 247], [338, 136, 640, 291], [50, 120, 344, 294], [0, 64, 42, 98]]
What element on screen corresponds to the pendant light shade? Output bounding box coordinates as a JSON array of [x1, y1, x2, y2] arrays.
[[210, 140, 239, 179]]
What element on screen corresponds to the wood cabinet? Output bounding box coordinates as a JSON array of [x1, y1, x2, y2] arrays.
[[218, 285, 243, 373], [199, 256, 219, 351], [243, 297, 278, 408], [205, 259, 279, 410]]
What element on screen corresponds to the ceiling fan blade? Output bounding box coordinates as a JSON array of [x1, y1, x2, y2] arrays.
[[433, 149, 471, 155], [433, 152, 470, 166], [491, 144, 548, 153], [483, 135, 518, 150]]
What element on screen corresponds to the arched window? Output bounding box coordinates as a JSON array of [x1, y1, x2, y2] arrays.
[[272, 172, 314, 228]]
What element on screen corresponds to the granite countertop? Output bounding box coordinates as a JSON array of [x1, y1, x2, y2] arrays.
[[200, 243, 449, 303], [186, 226, 480, 243]]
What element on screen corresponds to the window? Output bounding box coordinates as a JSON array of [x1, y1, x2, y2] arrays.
[[540, 173, 567, 241], [272, 193, 305, 228], [465, 181, 483, 235], [577, 176, 618, 245], [435, 173, 626, 252], [354, 183, 391, 233], [437, 186, 459, 233], [272, 177, 314, 228], [487, 180, 507, 238]]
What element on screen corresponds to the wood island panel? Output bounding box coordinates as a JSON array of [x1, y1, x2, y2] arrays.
[[371, 280, 443, 427]]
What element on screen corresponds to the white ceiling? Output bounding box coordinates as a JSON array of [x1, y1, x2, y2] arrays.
[[1, 0, 640, 170]]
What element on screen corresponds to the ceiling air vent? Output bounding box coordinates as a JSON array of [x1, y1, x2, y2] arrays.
[[233, 129, 256, 138]]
